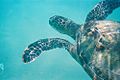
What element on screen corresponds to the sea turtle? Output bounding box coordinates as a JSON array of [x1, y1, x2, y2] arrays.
[[22, 0, 120, 80]]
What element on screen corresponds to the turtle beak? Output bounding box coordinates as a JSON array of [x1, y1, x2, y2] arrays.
[[49, 15, 58, 25]]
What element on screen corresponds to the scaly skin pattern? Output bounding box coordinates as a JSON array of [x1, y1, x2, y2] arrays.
[[22, 0, 120, 80], [86, 0, 120, 22], [22, 38, 76, 63], [77, 21, 120, 80]]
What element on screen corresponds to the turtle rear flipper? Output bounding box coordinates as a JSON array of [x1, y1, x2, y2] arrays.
[[22, 38, 77, 63], [85, 0, 120, 22]]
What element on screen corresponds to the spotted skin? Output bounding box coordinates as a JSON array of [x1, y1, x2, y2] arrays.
[[22, 0, 120, 80], [22, 38, 75, 63], [86, 0, 120, 22], [49, 15, 80, 39]]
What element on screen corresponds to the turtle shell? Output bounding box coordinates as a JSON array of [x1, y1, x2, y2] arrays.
[[77, 21, 120, 80]]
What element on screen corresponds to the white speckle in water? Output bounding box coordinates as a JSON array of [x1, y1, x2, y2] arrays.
[[0, 63, 4, 72]]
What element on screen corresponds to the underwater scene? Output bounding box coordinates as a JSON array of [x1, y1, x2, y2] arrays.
[[0, 0, 120, 80]]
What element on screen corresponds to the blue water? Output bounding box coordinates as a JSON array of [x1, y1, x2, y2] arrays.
[[0, 0, 120, 80]]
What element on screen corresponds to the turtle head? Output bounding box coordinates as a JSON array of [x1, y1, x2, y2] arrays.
[[49, 15, 80, 39], [49, 15, 71, 34]]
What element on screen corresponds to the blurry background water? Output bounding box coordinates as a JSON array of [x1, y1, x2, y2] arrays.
[[0, 0, 120, 80]]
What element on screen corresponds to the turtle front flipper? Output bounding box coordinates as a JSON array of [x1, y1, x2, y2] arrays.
[[22, 38, 77, 63], [85, 0, 120, 22]]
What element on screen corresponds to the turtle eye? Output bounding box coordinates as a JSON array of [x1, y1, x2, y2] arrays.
[[62, 21, 65, 24]]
